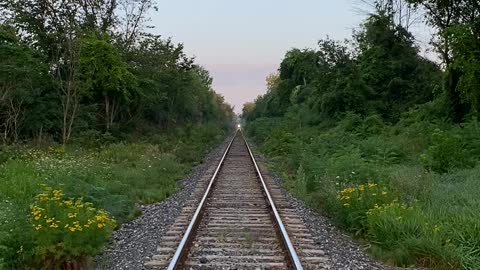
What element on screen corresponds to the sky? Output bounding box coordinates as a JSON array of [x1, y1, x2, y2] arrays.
[[149, 0, 431, 113]]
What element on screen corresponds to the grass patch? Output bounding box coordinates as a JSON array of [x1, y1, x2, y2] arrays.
[[245, 116, 480, 269], [0, 124, 228, 269]]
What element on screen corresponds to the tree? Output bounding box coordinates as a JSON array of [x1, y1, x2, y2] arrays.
[[357, 0, 421, 30], [0, 25, 51, 143], [78, 34, 138, 129], [117, 0, 156, 51], [406, 0, 479, 121], [356, 11, 441, 120], [448, 22, 480, 117], [0, 0, 234, 144]]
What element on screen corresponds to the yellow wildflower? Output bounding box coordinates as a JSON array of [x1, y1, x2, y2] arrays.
[[64, 200, 74, 207], [36, 193, 49, 201], [52, 190, 64, 200]]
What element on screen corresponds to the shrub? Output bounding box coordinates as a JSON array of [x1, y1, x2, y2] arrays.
[[245, 117, 280, 143], [360, 114, 385, 136], [420, 129, 472, 173], [261, 131, 300, 157], [29, 186, 116, 269]]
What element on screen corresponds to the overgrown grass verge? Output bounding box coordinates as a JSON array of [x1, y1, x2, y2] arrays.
[[245, 114, 480, 270], [0, 123, 228, 269]]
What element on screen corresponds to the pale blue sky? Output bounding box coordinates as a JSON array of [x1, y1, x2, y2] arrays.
[[149, 0, 430, 113]]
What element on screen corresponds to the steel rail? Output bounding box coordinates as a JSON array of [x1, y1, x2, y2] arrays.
[[166, 129, 238, 270], [241, 131, 304, 270]]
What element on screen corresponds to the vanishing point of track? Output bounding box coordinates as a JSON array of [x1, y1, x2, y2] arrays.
[[146, 131, 329, 269]]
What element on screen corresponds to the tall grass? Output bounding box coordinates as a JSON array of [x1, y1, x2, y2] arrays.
[[246, 115, 480, 269]]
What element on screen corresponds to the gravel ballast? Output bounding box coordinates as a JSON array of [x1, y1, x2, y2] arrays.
[[96, 134, 394, 270]]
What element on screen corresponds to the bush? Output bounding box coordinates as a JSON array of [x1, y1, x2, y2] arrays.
[[420, 129, 472, 173], [245, 117, 280, 143], [261, 131, 300, 157]]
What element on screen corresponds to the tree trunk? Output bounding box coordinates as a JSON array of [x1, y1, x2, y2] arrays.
[[446, 66, 469, 123], [105, 95, 110, 130]]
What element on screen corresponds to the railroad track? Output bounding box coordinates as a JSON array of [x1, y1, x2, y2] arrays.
[[146, 131, 329, 269]]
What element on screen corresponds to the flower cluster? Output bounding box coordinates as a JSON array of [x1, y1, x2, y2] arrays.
[[334, 182, 398, 234], [337, 182, 390, 208], [30, 186, 116, 233], [28, 186, 117, 266], [366, 200, 410, 216]]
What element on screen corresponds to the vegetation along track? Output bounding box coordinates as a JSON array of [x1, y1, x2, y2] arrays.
[[145, 131, 329, 269]]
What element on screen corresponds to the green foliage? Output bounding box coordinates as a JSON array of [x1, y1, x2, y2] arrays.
[[337, 183, 395, 235], [0, 25, 54, 143], [244, 117, 280, 143], [0, 1, 233, 268], [0, 124, 227, 267], [244, 35, 480, 268], [420, 129, 472, 173], [29, 187, 116, 269], [261, 132, 300, 157], [78, 34, 139, 129], [448, 24, 480, 117], [365, 203, 459, 268], [0, 18, 233, 143], [242, 12, 441, 124], [242, 3, 480, 269], [355, 11, 440, 121], [246, 113, 480, 269]]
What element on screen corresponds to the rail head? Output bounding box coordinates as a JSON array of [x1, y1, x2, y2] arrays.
[[240, 131, 304, 270], [166, 130, 238, 270]]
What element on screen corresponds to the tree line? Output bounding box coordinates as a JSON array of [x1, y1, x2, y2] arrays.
[[0, 0, 233, 145], [243, 0, 479, 125]]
